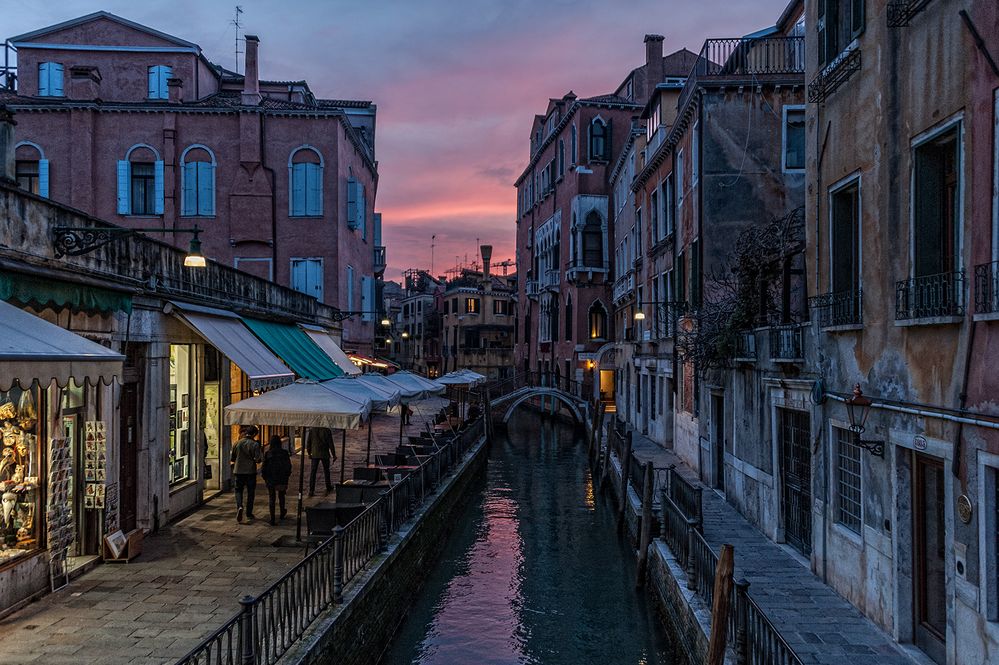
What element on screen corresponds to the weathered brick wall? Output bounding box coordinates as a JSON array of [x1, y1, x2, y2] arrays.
[[282, 434, 489, 665]]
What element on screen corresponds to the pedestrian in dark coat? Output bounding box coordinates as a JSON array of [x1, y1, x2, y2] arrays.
[[230, 425, 262, 523], [306, 427, 336, 497], [261, 435, 293, 525]]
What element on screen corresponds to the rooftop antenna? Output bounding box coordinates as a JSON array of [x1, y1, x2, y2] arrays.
[[232, 6, 244, 74], [431, 234, 436, 277]]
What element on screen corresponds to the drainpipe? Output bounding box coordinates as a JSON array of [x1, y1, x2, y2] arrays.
[[259, 112, 278, 272]]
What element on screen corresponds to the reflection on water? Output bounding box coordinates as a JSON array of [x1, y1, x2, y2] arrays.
[[381, 413, 673, 665]]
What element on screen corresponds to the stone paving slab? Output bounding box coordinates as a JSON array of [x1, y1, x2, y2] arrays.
[[621, 427, 918, 665], [0, 399, 445, 665]]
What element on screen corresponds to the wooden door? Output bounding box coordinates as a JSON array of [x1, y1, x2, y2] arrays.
[[118, 382, 138, 533], [914, 454, 946, 664]]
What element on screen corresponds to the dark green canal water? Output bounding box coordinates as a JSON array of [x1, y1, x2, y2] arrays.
[[380, 412, 674, 665]]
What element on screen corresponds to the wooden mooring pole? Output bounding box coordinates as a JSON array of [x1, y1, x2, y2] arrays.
[[617, 431, 633, 528], [705, 544, 735, 665], [636, 461, 654, 587]]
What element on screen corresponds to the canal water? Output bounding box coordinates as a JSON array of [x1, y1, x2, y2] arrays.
[[381, 412, 674, 665]]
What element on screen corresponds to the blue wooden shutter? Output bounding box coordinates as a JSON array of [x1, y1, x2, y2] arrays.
[[198, 163, 215, 216], [160, 66, 171, 99], [116, 160, 130, 214], [306, 163, 322, 216], [361, 276, 372, 321], [346, 266, 355, 311], [38, 63, 49, 96], [148, 67, 157, 98], [154, 160, 165, 215], [51, 63, 63, 96], [373, 213, 382, 246], [181, 161, 196, 215], [291, 163, 306, 216], [38, 159, 49, 198], [358, 183, 366, 232], [346, 177, 357, 227]]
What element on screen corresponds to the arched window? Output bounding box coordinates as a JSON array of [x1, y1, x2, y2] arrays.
[[180, 145, 216, 216], [118, 144, 163, 216], [589, 118, 608, 162], [582, 211, 603, 268], [565, 294, 573, 341], [14, 142, 48, 197], [289, 146, 324, 217], [589, 302, 608, 340]]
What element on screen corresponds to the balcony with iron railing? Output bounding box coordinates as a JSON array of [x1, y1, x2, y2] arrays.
[[895, 271, 965, 321], [373, 245, 386, 272], [975, 261, 999, 316], [769, 324, 804, 362], [810, 290, 863, 329], [525, 279, 541, 298], [679, 35, 805, 111], [543, 268, 561, 291], [654, 301, 686, 339], [612, 273, 636, 304], [734, 330, 757, 362]]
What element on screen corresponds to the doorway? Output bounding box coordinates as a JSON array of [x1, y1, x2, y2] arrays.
[[777, 407, 811, 557], [118, 382, 138, 533], [711, 394, 725, 491], [913, 454, 946, 664]]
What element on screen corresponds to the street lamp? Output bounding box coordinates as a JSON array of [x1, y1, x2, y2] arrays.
[[53, 225, 207, 268], [844, 384, 885, 457], [183, 229, 206, 268], [381, 317, 391, 326]]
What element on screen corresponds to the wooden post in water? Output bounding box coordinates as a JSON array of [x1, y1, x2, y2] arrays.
[[706, 544, 735, 665], [618, 431, 633, 527], [636, 461, 655, 587]]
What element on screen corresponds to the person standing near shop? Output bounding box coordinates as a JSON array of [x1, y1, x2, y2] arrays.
[[306, 426, 335, 497], [230, 425, 262, 523], [261, 435, 292, 525]]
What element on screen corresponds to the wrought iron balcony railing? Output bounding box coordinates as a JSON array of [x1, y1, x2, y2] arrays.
[[654, 301, 686, 339], [525, 279, 541, 298], [975, 261, 999, 314], [888, 0, 932, 27], [808, 48, 861, 103], [895, 271, 965, 320], [612, 273, 635, 303], [810, 289, 863, 328], [543, 268, 561, 290], [769, 324, 803, 361]]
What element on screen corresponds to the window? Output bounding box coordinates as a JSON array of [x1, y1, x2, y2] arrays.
[[118, 146, 163, 216], [289, 147, 324, 217], [558, 139, 565, 178], [834, 426, 862, 534], [650, 191, 659, 243], [692, 123, 699, 186], [650, 375, 656, 421], [589, 302, 607, 340], [571, 125, 577, 164], [830, 178, 860, 295], [346, 266, 355, 311], [169, 345, 193, 485], [38, 62, 64, 96], [589, 118, 609, 162], [493, 299, 509, 315], [130, 163, 157, 215], [15, 160, 39, 195], [565, 295, 573, 340], [582, 211, 603, 267], [14, 143, 48, 197], [676, 150, 685, 207], [913, 123, 961, 278], [148, 65, 172, 100], [635, 208, 643, 257], [180, 146, 215, 216], [465, 297, 480, 314], [291, 258, 323, 301], [664, 175, 675, 236], [783, 107, 806, 171], [817, 0, 865, 68]]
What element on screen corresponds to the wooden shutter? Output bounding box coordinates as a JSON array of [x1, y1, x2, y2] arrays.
[[198, 162, 215, 216], [181, 161, 196, 215], [604, 120, 612, 161], [346, 266, 355, 311], [51, 63, 63, 96], [851, 0, 865, 40], [306, 163, 323, 216], [817, 0, 828, 68], [38, 159, 49, 198], [358, 182, 366, 230], [360, 275, 372, 321], [154, 160, 165, 215], [148, 67, 157, 98], [346, 177, 357, 227], [160, 67, 171, 98], [117, 160, 130, 214], [38, 63, 49, 96], [290, 163, 306, 216]]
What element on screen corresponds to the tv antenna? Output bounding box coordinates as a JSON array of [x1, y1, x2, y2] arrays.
[[431, 234, 436, 276], [232, 6, 244, 74]]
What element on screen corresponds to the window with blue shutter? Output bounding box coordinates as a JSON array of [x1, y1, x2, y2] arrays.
[[361, 275, 373, 321], [289, 147, 323, 217], [346, 266, 355, 311], [117, 161, 131, 214], [305, 163, 322, 216], [346, 177, 358, 227], [37, 159, 49, 198], [181, 147, 216, 216], [38, 62, 64, 97], [154, 160, 165, 214], [148, 65, 171, 100]]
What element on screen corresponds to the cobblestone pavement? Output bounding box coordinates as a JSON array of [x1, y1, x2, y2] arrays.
[[622, 427, 919, 665], [0, 398, 446, 665]]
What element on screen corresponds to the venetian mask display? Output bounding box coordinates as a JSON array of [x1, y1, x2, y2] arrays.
[[0, 389, 39, 557]]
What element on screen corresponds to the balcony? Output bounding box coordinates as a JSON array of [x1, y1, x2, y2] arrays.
[[680, 35, 805, 111], [888, 0, 932, 27], [895, 271, 965, 321], [769, 324, 803, 362], [975, 261, 999, 315], [543, 268, 561, 291], [808, 48, 861, 103], [810, 290, 863, 328], [734, 330, 757, 362], [566, 259, 610, 282], [526, 280, 541, 298], [612, 273, 635, 304], [654, 301, 686, 339], [373, 245, 386, 273]]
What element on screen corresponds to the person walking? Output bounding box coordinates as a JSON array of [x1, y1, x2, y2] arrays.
[[230, 425, 262, 523], [306, 426, 336, 497], [261, 435, 293, 525]]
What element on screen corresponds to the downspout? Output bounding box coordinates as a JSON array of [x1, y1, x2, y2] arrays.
[[259, 111, 278, 273]]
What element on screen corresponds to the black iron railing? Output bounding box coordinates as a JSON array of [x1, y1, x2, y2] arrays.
[[769, 324, 803, 361], [667, 466, 703, 527], [655, 301, 686, 339], [734, 330, 757, 361], [808, 48, 861, 103], [975, 261, 999, 314], [810, 289, 863, 327], [176, 419, 484, 665], [888, 0, 932, 27], [895, 271, 965, 320]]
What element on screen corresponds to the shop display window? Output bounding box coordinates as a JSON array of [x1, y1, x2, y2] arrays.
[[0, 385, 41, 564], [169, 345, 192, 485]]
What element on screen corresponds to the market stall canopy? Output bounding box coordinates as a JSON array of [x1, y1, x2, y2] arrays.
[[348, 353, 392, 371], [0, 299, 124, 391], [242, 317, 344, 381], [300, 324, 361, 376], [382, 371, 446, 400], [224, 380, 370, 430], [328, 375, 401, 411], [437, 369, 486, 386], [167, 302, 294, 391]]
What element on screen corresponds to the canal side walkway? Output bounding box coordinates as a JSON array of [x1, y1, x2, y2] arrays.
[[620, 428, 919, 665], [0, 399, 446, 665]]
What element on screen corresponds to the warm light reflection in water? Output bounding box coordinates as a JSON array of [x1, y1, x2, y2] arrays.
[[584, 473, 595, 511]]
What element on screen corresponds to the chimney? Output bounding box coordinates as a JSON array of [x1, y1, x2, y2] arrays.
[[68, 65, 101, 101], [644, 34, 665, 103], [480, 245, 493, 283], [0, 105, 15, 184], [167, 77, 183, 104], [242, 35, 262, 106]]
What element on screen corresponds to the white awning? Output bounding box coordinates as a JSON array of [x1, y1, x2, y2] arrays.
[[224, 380, 370, 430], [300, 324, 361, 376], [167, 302, 294, 391], [0, 299, 123, 391]]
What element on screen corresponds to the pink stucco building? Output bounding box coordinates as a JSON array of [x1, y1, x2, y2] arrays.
[[1, 12, 383, 353]]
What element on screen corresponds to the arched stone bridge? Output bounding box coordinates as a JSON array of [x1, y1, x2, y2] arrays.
[[490, 385, 589, 424]]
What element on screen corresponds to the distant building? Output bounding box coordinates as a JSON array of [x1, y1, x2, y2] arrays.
[[1, 11, 383, 353], [396, 269, 445, 376]]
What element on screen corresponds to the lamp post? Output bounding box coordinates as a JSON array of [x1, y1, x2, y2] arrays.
[[844, 384, 885, 457]]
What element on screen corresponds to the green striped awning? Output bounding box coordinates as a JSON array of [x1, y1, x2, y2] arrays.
[[241, 317, 344, 381], [0, 272, 132, 314]]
